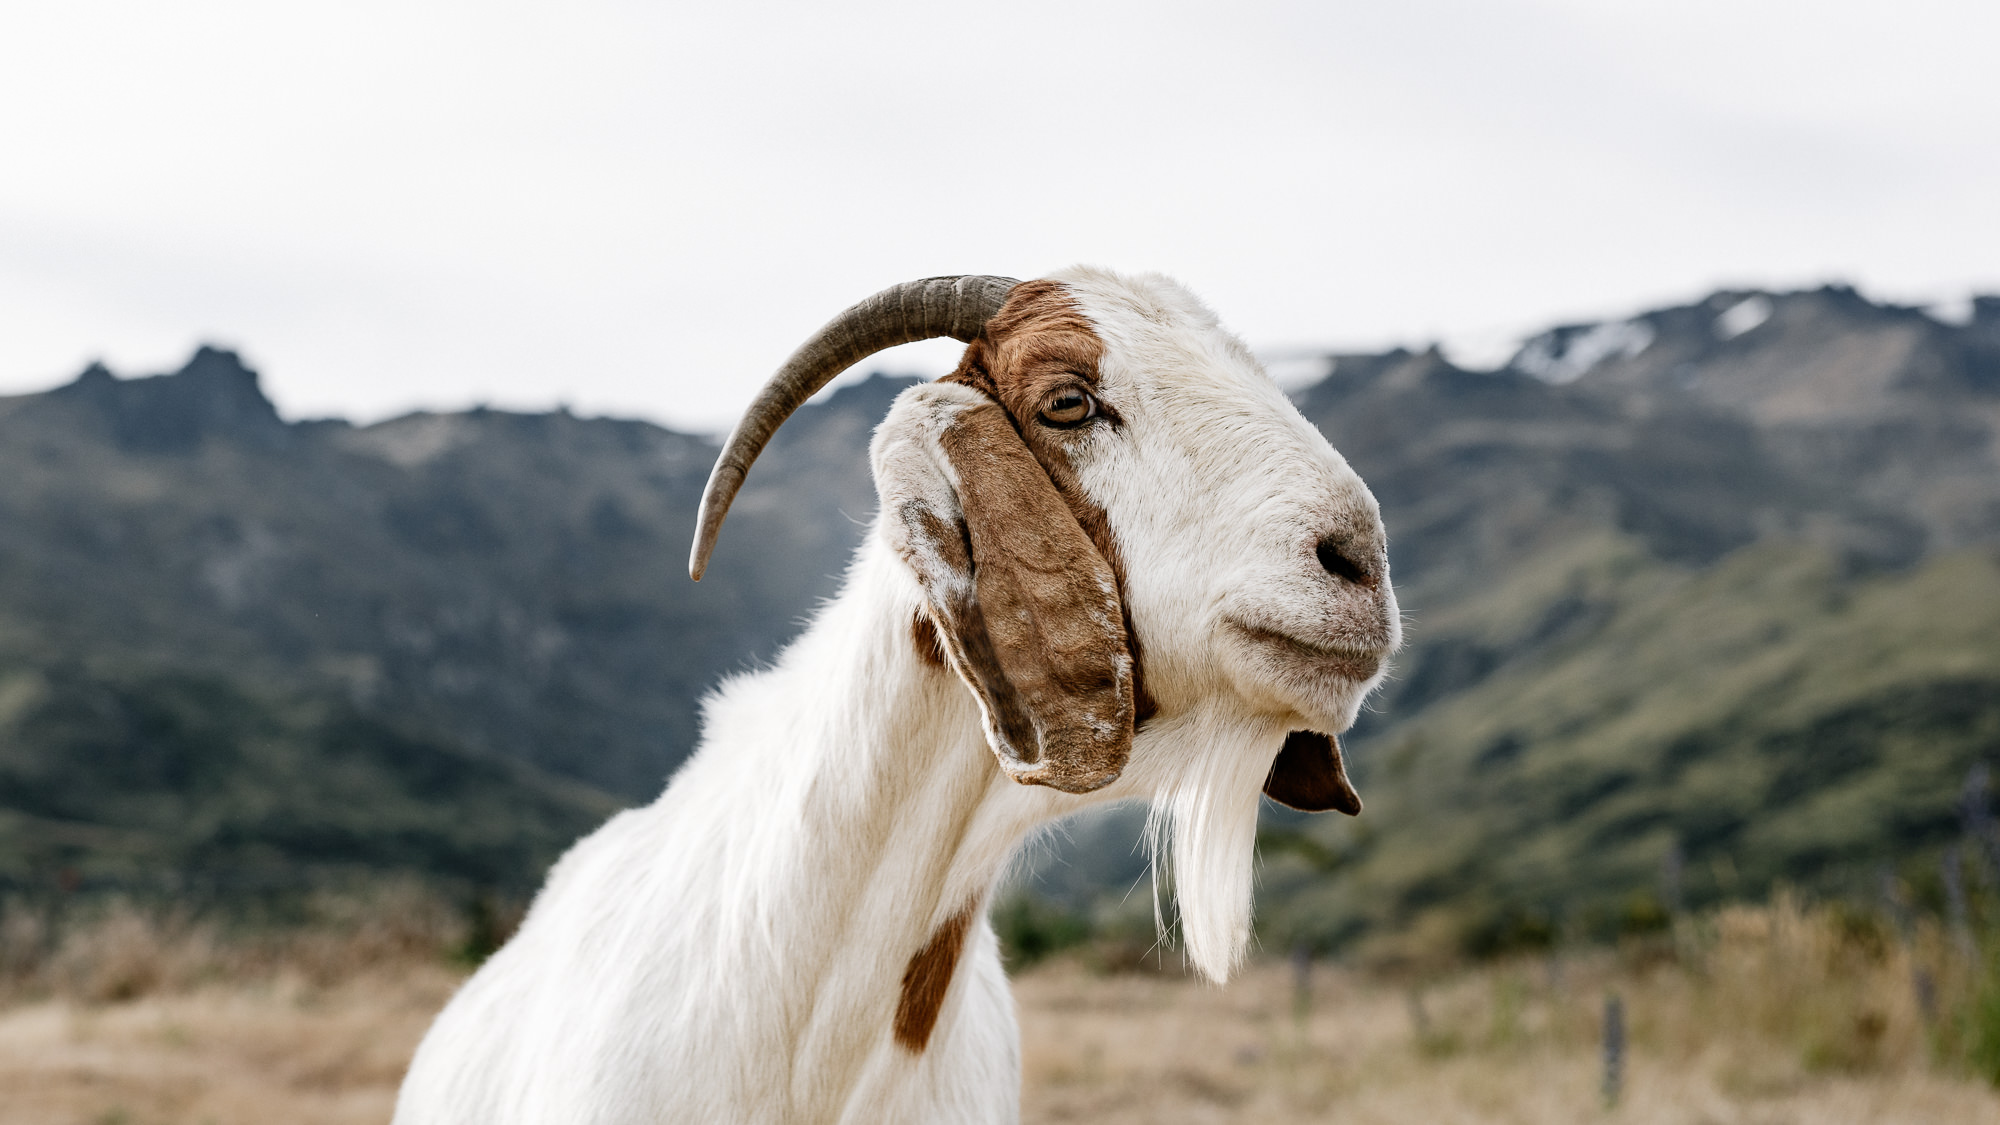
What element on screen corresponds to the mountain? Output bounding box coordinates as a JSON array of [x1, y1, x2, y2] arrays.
[[0, 348, 916, 890], [1255, 287, 2000, 953], [0, 662, 620, 894], [1020, 286, 2000, 954], [3, 286, 1997, 940], [0, 351, 918, 797]]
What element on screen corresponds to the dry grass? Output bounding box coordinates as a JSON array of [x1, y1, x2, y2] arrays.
[[1018, 904, 1999, 1124], [0, 886, 470, 1125], [0, 885, 470, 1008], [0, 965, 459, 1125], [1, 896, 1996, 1124]]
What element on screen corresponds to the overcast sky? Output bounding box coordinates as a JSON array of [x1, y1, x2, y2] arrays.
[[2, 0, 1995, 431]]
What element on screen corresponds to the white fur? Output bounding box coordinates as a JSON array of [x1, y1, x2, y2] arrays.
[[394, 267, 1399, 1124]]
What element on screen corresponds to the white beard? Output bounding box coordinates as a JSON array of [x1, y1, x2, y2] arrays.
[[1141, 712, 1282, 982]]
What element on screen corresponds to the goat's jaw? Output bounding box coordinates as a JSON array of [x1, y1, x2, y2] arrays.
[[1207, 624, 1392, 740], [1222, 618, 1385, 683], [1087, 603, 1393, 976]]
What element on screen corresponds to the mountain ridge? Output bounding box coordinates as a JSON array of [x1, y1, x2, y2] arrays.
[[4, 282, 1996, 941]]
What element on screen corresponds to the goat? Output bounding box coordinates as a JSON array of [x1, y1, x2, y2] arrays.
[[394, 268, 1401, 1124]]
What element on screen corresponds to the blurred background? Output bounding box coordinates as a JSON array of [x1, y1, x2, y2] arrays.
[[2, 1, 1999, 1122]]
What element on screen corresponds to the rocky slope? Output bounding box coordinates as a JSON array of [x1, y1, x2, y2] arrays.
[[3, 287, 1996, 932], [0, 349, 910, 890], [1029, 287, 2000, 951], [1262, 287, 2000, 951]]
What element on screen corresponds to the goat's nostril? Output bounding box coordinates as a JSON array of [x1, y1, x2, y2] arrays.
[[1316, 536, 1374, 587]]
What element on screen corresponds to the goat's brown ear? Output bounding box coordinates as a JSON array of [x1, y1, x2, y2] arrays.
[[1264, 731, 1362, 815], [883, 392, 1133, 793]]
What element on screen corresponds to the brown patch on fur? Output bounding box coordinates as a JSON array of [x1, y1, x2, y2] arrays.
[[1263, 730, 1362, 815], [905, 505, 971, 574], [894, 900, 977, 1053], [911, 611, 948, 668], [945, 282, 1159, 725], [930, 403, 1133, 791], [896, 505, 1043, 760]]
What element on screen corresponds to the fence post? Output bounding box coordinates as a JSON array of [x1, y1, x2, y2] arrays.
[[1914, 967, 1939, 1025], [1659, 839, 1684, 917], [1963, 763, 2000, 881], [1291, 942, 1312, 1027], [1881, 867, 1937, 1024], [1945, 845, 1976, 961], [1602, 993, 1625, 1108]]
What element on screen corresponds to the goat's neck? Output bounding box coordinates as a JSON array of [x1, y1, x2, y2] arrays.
[[680, 537, 1090, 1052]]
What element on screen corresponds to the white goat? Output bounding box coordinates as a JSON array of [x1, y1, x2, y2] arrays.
[[394, 267, 1400, 1124]]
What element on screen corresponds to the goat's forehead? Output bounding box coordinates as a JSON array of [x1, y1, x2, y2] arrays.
[[1051, 265, 1221, 326], [1049, 269, 1296, 424]]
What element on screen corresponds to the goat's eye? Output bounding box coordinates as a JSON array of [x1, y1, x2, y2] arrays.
[[1038, 387, 1098, 428]]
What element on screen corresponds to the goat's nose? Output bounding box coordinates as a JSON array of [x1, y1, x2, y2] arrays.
[[1316, 534, 1378, 589]]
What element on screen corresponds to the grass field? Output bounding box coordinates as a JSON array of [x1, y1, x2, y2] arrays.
[[3, 898, 1998, 1124]]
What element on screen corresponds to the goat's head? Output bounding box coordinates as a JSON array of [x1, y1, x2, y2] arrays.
[[693, 268, 1401, 975]]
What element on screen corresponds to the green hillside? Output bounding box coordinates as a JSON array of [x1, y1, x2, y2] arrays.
[[1256, 540, 2000, 956], [0, 350, 907, 895], [2, 287, 1997, 939], [0, 660, 618, 894], [1019, 288, 2000, 956]]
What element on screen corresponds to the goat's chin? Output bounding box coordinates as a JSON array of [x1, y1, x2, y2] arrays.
[[1141, 714, 1285, 984], [1216, 621, 1385, 736]]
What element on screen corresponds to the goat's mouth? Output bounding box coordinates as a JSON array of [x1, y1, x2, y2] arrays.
[[1222, 620, 1385, 683]]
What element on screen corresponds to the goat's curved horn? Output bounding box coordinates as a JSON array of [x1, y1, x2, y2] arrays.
[[689, 274, 1020, 580]]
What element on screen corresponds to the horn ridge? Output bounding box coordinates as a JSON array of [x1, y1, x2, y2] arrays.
[[688, 274, 1019, 581]]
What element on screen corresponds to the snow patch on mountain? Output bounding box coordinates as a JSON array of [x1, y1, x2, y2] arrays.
[[1512, 319, 1656, 384], [1924, 295, 1976, 327], [1715, 295, 1773, 340]]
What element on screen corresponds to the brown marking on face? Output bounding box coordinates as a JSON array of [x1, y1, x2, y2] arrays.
[[1262, 730, 1362, 816], [931, 403, 1133, 791], [893, 899, 977, 1053], [945, 282, 1159, 725], [895, 504, 1057, 766], [902, 504, 971, 574], [911, 611, 948, 668]]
